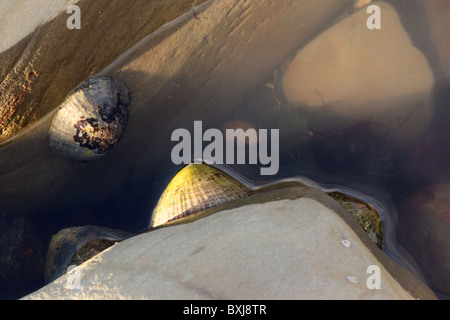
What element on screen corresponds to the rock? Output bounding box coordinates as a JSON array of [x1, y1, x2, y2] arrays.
[[282, 1, 435, 143], [23, 188, 436, 300], [0, 0, 77, 53]]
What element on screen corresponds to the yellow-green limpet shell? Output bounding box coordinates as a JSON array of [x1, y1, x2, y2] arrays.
[[151, 164, 251, 227]]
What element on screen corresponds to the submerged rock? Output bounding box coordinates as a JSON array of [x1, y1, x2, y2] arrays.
[[282, 1, 434, 143]]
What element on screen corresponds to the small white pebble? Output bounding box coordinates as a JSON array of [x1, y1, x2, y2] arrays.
[[341, 239, 352, 248], [346, 275, 359, 284]]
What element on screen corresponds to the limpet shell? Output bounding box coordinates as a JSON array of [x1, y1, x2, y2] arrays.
[[151, 164, 251, 227], [49, 76, 131, 160], [44, 225, 131, 283]]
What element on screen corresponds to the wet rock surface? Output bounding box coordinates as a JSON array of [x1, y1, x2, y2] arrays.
[[281, 1, 434, 143]]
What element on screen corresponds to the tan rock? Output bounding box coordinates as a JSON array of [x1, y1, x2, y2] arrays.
[[23, 195, 436, 300], [282, 1, 435, 143], [0, 0, 78, 53]]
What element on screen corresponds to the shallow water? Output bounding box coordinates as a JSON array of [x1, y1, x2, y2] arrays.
[[198, 0, 449, 298], [1, 0, 449, 299], [213, 0, 450, 299]]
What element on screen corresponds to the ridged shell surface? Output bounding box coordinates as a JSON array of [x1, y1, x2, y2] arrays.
[[151, 164, 251, 227], [49, 76, 131, 160]]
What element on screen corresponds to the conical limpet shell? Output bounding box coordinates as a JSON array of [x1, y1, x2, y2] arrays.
[[151, 164, 251, 227], [49, 76, 131, 161], [44, 225, 131, 283]]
